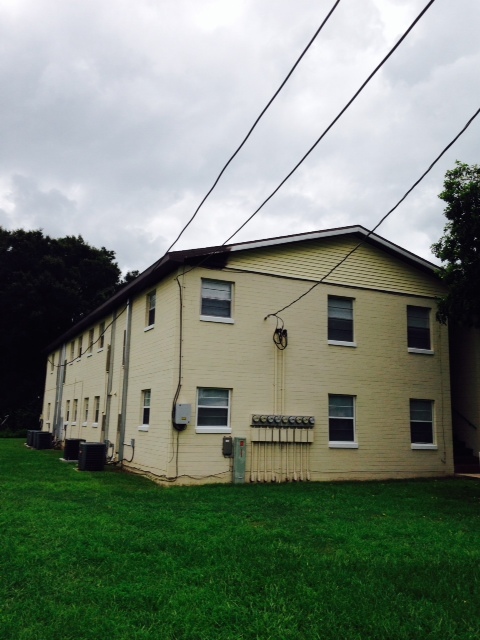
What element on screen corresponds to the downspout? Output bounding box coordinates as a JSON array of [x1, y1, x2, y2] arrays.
[[53, 343, 66, 439], [104, 308, 118, 445], [118, 300, 132, 463]]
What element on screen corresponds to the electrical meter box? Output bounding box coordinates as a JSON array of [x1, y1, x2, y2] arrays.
[[222, 436, 233, 457], [175, 404, 192, 426]]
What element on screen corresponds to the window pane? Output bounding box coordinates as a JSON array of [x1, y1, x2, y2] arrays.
[[143, 390, 151, 407], [199, 388, 229, 406], [202, 280, 231, 300], [202, 298, 231, 317], [198, 407, 228, 426], [410, 400, 432, 421], [329, 395, 354, 418], [328, 298, 353, 319], [410, 422, 433, 443], [329, 418, 354, 441]]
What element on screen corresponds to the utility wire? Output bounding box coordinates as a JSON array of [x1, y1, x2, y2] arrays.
[[265, 105, 480, 319], [223, 0, 437, 246], [165, 0, 343, 254]]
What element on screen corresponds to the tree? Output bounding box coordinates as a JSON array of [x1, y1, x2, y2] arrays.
[[431, 161, 480, 327], [0, 228, 124, 431]]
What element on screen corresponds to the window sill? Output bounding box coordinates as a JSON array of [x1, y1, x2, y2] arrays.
[[144, 325, 155, 332], [329, 442, 358, 449], [411, 443, 437, 450], [138, 425, 149, 432], [196, 426, 232, 434], [71, 422, 77, 426], [97, 348, 104, 353], [87, 353, 93, 358], [82, 422, 88, 427], [200, 316, 234, 324], [408, 348, 434, 355], [76, 358, 81, 362], [92, 423, 98, 428], [328, 340, 357, 348]]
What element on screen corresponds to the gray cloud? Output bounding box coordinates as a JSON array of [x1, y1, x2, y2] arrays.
[[0, 0, 479, 273]]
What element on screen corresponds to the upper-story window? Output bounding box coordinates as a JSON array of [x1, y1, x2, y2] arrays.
[[69, 341, 75, 362], [328, 296, 355, 345], [77, 335, 83, 358], [201, 279, 233, 323], [98, 321, 105, 349], [146, 290, 156, 328], [407, 306, 431, 352], [88, 329, 94, 354]]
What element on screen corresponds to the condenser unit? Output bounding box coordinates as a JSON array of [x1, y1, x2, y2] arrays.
[[26, 429, 43, 447], [78, 442, 106, 471], [64, 438, 85, 461], [33, 431, 53, 450]]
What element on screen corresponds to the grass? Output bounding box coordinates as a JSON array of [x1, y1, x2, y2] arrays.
[[1, 440, 479, 640]]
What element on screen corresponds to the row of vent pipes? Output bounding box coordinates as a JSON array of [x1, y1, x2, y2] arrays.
[[250, 440, 311, 482]]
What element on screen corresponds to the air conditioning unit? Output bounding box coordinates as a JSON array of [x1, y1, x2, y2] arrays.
[[26, 429, 43, 447], [78, 442, 106, 471], [64, 438, 85, 461], [33, 431, 53, 450]]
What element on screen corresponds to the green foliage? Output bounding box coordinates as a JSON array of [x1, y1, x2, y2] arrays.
[[1, 440, 480, 640], [0, 228, 122, 430], [432, 161, 480, 326]]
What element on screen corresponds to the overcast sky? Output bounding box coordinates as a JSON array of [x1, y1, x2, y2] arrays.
[[0, 0, 479, 273]]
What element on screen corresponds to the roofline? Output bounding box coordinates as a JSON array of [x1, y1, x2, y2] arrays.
[[45, 225, 438, 352]]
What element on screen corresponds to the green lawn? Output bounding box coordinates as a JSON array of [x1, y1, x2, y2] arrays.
[[0, 440, 479, 640]]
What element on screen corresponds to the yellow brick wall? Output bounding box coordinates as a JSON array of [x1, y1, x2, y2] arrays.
[[41, 235, 453, 483]]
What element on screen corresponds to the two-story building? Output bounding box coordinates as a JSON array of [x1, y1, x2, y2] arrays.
[[42, 225, 456, 483]]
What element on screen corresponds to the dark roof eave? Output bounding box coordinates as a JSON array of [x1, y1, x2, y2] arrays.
[[45, 245, 231, 353]]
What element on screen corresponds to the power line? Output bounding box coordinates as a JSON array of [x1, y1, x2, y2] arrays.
[[165, 0, 343, 253], [223, 0, 437, 246], [265, 104, 480, 320]]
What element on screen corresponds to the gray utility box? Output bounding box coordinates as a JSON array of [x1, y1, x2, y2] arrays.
[[78, 442, 106, 471], [233, 437, 247, 484]]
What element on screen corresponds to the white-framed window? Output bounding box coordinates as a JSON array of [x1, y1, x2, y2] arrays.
[[70, 341, 75, 362], [65, 399, 70, 422], [146, 291, 156, 328], [407, 306, 432, 352], [73, 399, 78, 422], [410, 399, 436, 449], [328, 296, 355, 345], [196, 388, 231, 433], [93, 396, 100, 424], [47, 403, 51, 421], [77, 335, 83, 358], [83, 397, 89, 424], [200, 279, 233, 323], [50, 355, 54, 373], [328, 395, 357, 448], [99, 321, 106, 349], [139, 389, 151, 429], [88, 329, 94, 354]]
